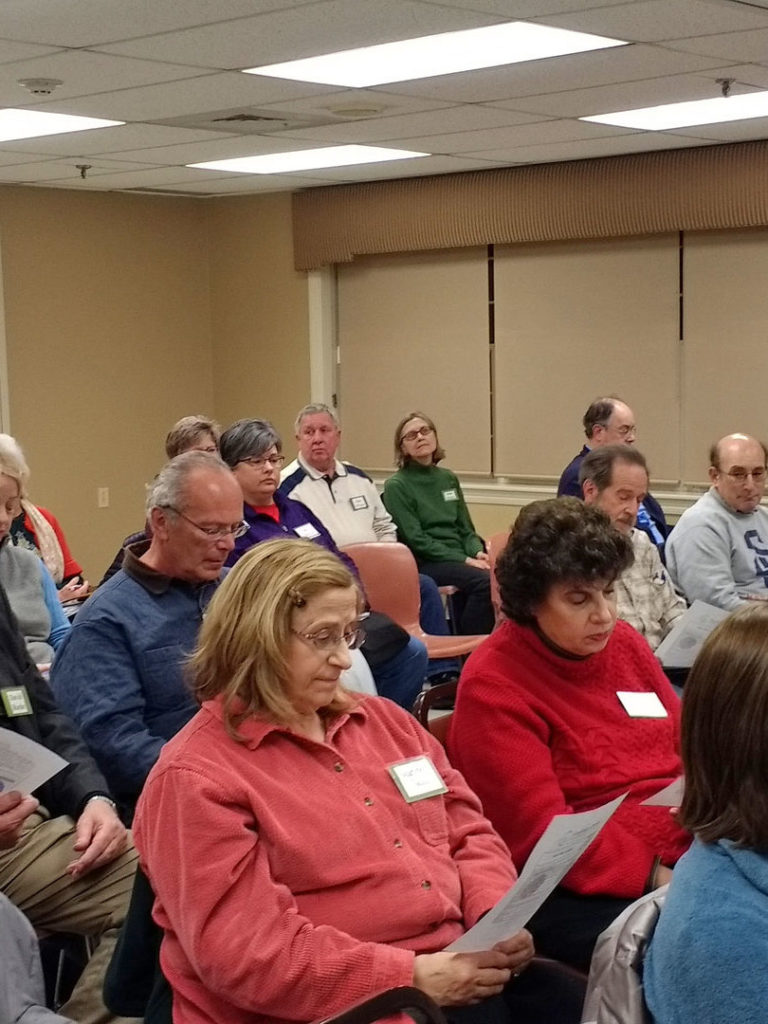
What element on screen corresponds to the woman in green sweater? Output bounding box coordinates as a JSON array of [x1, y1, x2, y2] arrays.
[[383, 412, 494, 635]]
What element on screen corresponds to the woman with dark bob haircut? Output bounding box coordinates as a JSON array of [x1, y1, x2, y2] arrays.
[[447, 498, 690, 970], [644, 602, 768, 1024], [383, 411, 494, 634]]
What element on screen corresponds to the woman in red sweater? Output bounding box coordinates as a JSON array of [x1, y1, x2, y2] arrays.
[[133, 539, 584, 1024], [447, 498, 690, 971]]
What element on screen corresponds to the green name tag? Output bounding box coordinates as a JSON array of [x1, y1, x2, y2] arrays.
[[1, 686, 33, 717]]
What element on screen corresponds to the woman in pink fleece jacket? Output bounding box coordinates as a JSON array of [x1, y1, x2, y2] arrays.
[[133, 539, 581, 1024]]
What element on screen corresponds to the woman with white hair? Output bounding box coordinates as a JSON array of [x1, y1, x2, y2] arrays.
[[0, 436, 71, 663], [1, 434, 89, 605]]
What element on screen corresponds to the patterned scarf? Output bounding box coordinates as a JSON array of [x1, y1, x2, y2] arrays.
[[21, 500, 65, 584]]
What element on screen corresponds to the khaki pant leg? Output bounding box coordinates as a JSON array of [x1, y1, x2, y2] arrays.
[[0, 813, 141, 1024]]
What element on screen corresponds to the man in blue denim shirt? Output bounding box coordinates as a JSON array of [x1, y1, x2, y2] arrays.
[[51, 451, 244, 820]]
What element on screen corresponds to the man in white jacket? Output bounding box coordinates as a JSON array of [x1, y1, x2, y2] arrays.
[[667, 433, 768, 610]]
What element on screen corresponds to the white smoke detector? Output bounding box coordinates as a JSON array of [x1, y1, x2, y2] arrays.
[[17, 78, 64, 96]]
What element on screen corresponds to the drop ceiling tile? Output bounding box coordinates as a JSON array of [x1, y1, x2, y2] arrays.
[[487, 65, 755, 118], [276, 104, 545, 144], [0, 150, 62, 168], [97, 0, 503, 69], [0, 156, 154, 182], [171, 173, 335, 193], [672, 113, 768, 140], [93, 134, 312, 165], [0, 40, 62, 63], [376, 44, 725, 103], [466, 130, 715, 163], [30, 72, 339, 122], [0, 51, 211, 109], [0, 123, 238, 158], [531, 0, 768, 43], [0, 0, 318, 48], [303, 153, 510, 182], [668, 27, 768, 63], [411, 0, 637, 14], [255, 88, 452, 120], [45, 163, 273, 188], [388, 117, 626, 154]]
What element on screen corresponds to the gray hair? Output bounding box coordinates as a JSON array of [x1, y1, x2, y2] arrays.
[[579, 444, 648, 493], [146, 451, 230, 516], [164, 414, 221, 460], [219, 419, 281, 468], [294, 403, 339, 435], [0, 434, 30, 495]]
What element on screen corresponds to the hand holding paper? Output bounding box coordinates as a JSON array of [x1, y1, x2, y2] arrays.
[[0, 729, 67, 797], [447, 793, 627, 953], [0, 790, 39, 848]]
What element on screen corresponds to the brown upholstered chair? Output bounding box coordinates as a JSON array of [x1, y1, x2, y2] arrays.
[[343, 542, 488, 660]]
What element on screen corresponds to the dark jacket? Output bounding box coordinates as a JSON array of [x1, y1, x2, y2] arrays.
[[0, 581, 109, 818], [558, 445, 670, 544]]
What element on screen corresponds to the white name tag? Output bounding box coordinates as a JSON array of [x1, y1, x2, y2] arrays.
[[442, 489, 458, 502], [294, 523, 321, 539], [350, 495, 369, 511], [388, 756, 448, 803], [616, 691, 668, 718]]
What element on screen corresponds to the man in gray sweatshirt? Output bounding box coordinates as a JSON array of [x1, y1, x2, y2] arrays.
[[667, 433, 768, 610]]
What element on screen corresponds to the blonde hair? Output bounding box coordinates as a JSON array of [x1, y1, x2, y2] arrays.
[[189, 539, 362, 737], [0, 434, 30, 496], [164, 415, 221, 459]]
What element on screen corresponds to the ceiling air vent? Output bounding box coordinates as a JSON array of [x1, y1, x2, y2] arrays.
[[155, 106, 341, 135]]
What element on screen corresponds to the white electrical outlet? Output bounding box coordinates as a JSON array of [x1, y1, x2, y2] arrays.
[[97, 487, 109, 508]]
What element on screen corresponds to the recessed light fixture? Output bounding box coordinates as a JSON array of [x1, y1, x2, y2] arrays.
[[243, 22, 627, 88], [581, 90, 768, 130], [188, 144, 429, 175], [0, 109, 123, 141]]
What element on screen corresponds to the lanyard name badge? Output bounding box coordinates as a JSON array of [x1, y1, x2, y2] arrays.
[[1, 686, 33, 717], [389, 756, 448, 803]]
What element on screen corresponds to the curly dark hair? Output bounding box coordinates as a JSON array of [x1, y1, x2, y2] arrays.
[[496, 497, 634, 624]]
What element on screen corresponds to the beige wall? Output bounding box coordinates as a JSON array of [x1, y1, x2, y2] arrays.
[[0, 180, 733, 584], [207, 192, 309, 446], [0, 187, 310, 579], [0, 186, 216, 580]]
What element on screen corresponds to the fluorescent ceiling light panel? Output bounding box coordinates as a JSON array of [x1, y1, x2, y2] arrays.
[[243, 22, 627, 88], [581, 91, 768, 130], [0, 109, 123, 141], [189, 145, 429, 175]]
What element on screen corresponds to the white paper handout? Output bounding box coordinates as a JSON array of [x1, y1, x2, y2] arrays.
[[0, 730, 68, 795], [642, 776, 684, 807], [654, 600, 728, 668], [446, 793, 627, 953]]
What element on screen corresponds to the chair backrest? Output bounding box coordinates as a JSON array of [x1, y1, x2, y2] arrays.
[[412, 680, 458, 745], [315, 986, 447, 1024], [486, 531, 510, 626], [343, 543, 422, 633], [581, 886, 668, 1024], [104, 865, 172, 1024]]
